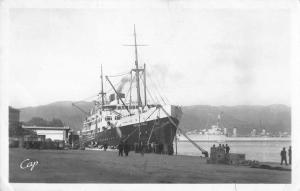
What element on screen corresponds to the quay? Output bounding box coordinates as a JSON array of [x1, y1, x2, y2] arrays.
[[9, 148, 291, 183]]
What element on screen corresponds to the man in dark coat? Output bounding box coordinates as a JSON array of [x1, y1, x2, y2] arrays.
[[124, 141, 129, 156], [140, 141, 144, 156], [280, 147, 287, 165], [225, 144, 230, 154], [118, 141, 124, 156], [288, 146, 292, 165]]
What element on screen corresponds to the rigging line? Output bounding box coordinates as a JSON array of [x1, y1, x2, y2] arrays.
[[147, 78, 160, 104], [148, 67, 170, 103], [139, 73, 148, 105], [106, 81, 122, 95], [123, 126, 140, 141], [73, 94, 98, 103], [145, 74, 163, 104], [152, 74, 171, 104], [106, 71, 130, 78], [147, 72, 167, 105], [145, 84, 158, 105], [124, 75, 136, 102], [144, 107, 159, 122], [144, 78, 160, 104], [147, 112, 159, 145], [147, 67, 170, 104], [139, 73, 157, 104]]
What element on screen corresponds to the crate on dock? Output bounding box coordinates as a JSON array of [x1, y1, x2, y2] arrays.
[[228, 153, 246, 165], [208, 147, 227, 164]]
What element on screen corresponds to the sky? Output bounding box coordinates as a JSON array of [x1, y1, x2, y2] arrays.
[[8, 6, 291, 108]]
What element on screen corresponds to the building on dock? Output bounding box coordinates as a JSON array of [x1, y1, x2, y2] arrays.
[[22, 125, 70, 141], [9, 106, 21, 137]]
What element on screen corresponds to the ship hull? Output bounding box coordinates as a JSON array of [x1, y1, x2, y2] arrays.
[[80, 116, 180, 154]]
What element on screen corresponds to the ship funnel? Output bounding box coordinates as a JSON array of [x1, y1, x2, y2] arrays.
[[117, 77, 130, 92], [109, 93, 125, 104]]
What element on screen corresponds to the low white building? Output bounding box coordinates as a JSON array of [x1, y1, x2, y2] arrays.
[[22, 125, 70, 141]]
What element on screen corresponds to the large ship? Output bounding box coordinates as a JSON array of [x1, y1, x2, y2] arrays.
[[78, 26, 182, 154], [178, 113, 227, 142]]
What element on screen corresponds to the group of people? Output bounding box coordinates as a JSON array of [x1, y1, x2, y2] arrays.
[[211, 144, 231, 154], [117, 141, 130, 156], [280, 146, 291, 166], [118, 141, 169, 156]]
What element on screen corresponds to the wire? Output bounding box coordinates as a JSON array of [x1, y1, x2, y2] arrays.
[[106, 71, 130, 78], [124, 75, 136, 102], [147, 67, 171, 104], [140, 75, 160, 104], [145, 68, 166, 104], [147, 74, 167, 105]]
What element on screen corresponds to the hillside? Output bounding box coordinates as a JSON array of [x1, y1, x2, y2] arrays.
[[181, 104, 291, 135], [20, 101, 93, 133], [19, 102, 291, 135]]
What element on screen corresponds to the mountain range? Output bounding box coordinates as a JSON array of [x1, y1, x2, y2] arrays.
[[19, 101, 291, 136]]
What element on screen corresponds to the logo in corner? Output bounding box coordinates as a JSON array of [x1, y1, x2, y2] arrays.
[[20, 158, 39, 171]]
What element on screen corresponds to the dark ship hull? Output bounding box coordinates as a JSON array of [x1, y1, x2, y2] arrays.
[[80, 117, 179, 154]]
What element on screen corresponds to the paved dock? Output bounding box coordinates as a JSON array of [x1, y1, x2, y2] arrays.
[[9, 148, 291, 183]]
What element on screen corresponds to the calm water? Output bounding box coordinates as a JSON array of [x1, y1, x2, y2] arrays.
[[176, 140, 291, 163]]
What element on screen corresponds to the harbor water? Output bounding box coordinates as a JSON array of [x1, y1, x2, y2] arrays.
[[176, 140, 291, 163]]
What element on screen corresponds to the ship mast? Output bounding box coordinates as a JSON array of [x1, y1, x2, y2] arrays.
[[125, 25, 147, 107], [143, 63, 147, 106], [133, 25, 142, 107], [100, 64, 105, 107]]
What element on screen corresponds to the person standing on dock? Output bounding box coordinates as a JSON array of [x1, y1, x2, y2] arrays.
[[225, 144, 230, 154], [218, 144, 222, 151], [288, 146, 292, 165], [124, 141, 129, 156], [140, 141, 145, 156], [280, 147, 288, 165], [118, 141, 124, 157]]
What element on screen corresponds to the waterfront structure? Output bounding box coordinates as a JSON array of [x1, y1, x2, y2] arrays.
[[233, 127, 237, 137], [9, 106, 21, 137], [22, 125, 70, 141], [223, 128, 227, 136], [251, 128, 257, 137], [261, 129, 266, 136]]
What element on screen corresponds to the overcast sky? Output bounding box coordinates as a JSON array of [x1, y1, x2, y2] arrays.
[[8, 6, 291, 108]]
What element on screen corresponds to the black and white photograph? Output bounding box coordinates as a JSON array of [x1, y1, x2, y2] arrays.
[[0, 0, 299, 190]]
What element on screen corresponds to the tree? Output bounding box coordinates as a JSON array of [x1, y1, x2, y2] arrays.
[[24, 117, 64, 127]]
